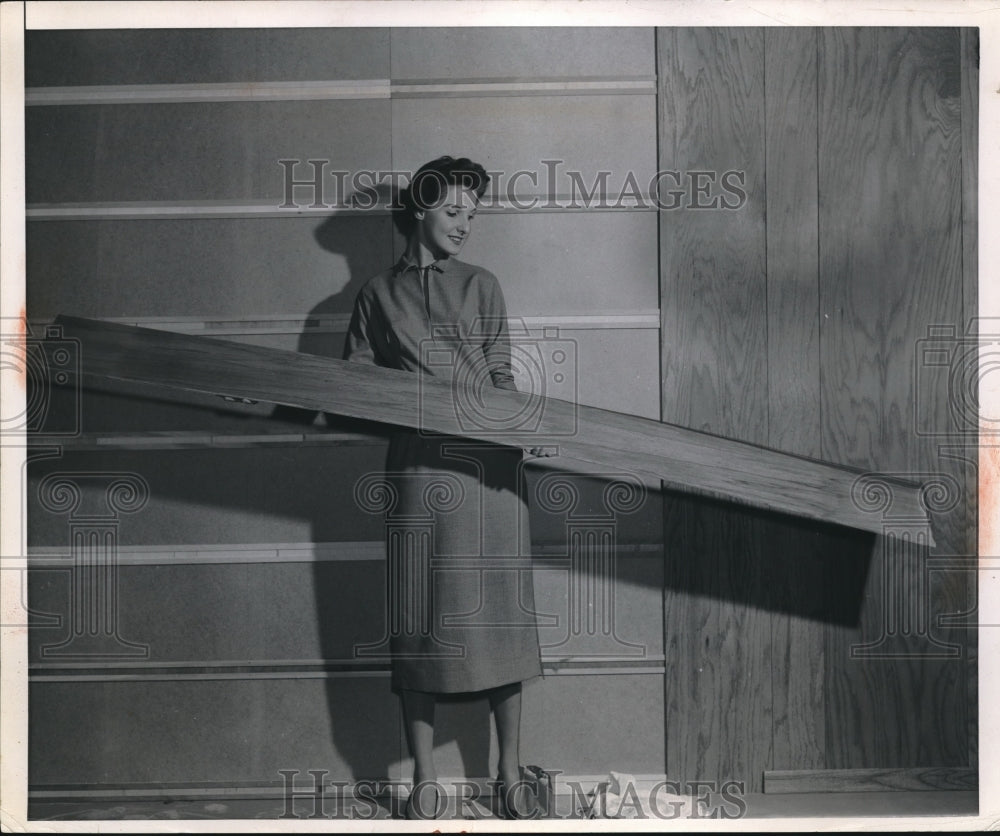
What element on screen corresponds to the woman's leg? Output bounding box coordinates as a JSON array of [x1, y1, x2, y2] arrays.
[[401, 689, 440, 818], [402, 688, 437, 781], [488, 682, 522, 788]]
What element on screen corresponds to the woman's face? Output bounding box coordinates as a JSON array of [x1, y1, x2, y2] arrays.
[[414, 184, 479, 259]]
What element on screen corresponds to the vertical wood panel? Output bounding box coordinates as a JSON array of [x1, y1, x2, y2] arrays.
[[659, 28, 767, 441], [764, 27, 826, 775], [818, 27, 967, 769], [659, 28, 770, 792]]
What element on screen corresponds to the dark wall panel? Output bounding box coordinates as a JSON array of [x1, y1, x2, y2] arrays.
[[391, 96, 656, 200], [28, 555, 663, 667], [29, 561, 386, 665], [521, 674, 666, 775], [27, 446, 390, 547], [458, 211, 659, 316], [28, 215, 392, 320], [26, 28, 391, 86], [29, 678, 401, 785], [390, 27, 654, 79], [27, 100, 391, 204]]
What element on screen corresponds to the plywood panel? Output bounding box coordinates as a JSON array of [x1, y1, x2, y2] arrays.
[[818, 27, 967, 770], [28, 216, 393, 320], [658, 27, 771, 793], [390, 27, 654, 80], [663, 493, 776, 791], [763, 27, 825, 774], [26, 28, 390, 86], [391, 96, 656, 201], [658, 28, 767, 442], [26, 99, 391, 203]]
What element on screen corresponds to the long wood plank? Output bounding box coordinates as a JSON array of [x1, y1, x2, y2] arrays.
[[53, 314, 930, 538]]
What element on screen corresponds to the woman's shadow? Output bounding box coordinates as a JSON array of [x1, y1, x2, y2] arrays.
[[281, 185, 492, 814]]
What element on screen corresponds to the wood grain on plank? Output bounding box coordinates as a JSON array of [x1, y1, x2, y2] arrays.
[[764, 27, 826, 775], [659, 28, 767, 444], [818, 28, 967, 770], [54, 314, 929, 537], [659, 28, 772, 793]]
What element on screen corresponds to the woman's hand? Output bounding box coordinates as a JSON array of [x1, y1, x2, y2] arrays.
[[526, 446, 558, 458]]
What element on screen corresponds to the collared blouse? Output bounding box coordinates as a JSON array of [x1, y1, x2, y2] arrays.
[[343, 255, 516, 391]]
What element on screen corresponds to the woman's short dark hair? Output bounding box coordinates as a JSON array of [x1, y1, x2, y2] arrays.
[[396, 156, 489, 234]]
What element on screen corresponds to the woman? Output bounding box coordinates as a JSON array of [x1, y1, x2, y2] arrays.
[[343, 156, 546, 820]]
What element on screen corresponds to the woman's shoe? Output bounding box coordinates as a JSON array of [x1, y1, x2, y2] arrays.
[[495, 771, 534, 819], [405, 780, 445, 820]]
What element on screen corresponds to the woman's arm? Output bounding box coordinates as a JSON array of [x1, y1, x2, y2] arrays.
[[481, 274, 556, 457], [343, 287, 377, 365], [481, 275, 517, 390]]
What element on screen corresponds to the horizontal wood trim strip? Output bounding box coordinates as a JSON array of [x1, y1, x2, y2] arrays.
[[26, 430, 386, 451], [32, 311, 661, 336], [29, 772, 670, 801], [53, 315, 933, 538], [29, 659, 667, 682], [25, 78, 655, 106], [392, 79, 656, 98], [763, 768, 978, 794], [26, 80, 391, 105], [27, 540, 664, 566], [26, 196, 658, 220], [29, 654, 667, 672]]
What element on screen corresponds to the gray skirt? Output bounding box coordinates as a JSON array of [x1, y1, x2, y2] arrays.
[[382, 430, 542, 694]]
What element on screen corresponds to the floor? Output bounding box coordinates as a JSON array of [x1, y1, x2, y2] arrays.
[[28, 789, 979, 823]]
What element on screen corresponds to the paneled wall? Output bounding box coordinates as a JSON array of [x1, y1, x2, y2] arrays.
[[659, 27, 976, 790], [25, 27, 665, 793]]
